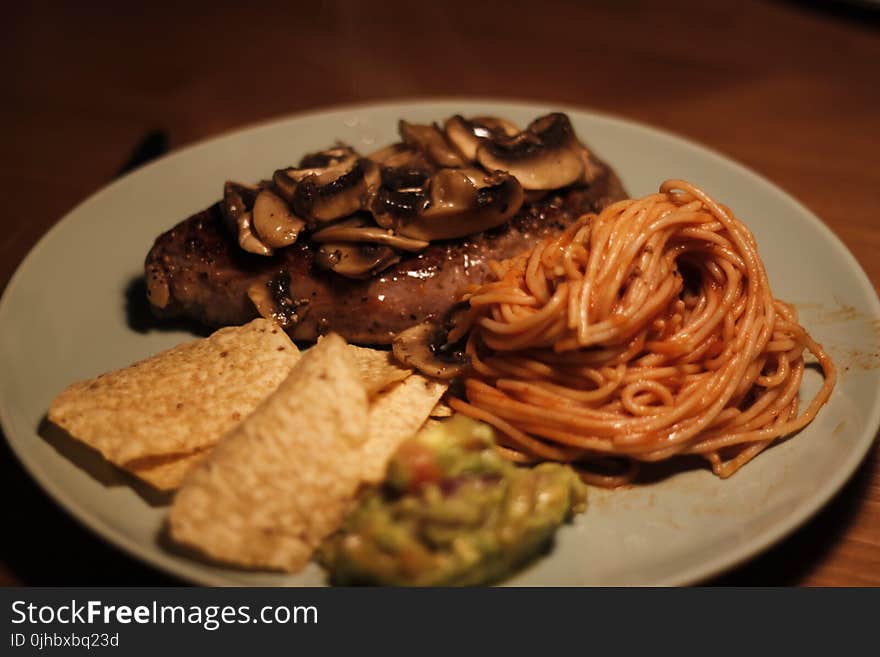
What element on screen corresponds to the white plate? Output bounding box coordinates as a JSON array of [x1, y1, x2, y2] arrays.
[[2, 100, 878, 586]]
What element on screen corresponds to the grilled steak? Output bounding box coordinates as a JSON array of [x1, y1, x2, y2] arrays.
[[145, 162, 627, 344]]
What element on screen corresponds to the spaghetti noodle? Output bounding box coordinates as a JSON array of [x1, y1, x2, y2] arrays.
[[449, 180, 836, 487]]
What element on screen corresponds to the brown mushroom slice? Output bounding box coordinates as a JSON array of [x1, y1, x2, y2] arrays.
[[399, 120, 465, 169], [470, 115, 520, 138], [247, 280, 279, 323], [314, 242, 401, 279], [311, 218, 429, 252], [443, 115, 519, 162], [272, 169, 298, 203], [274, 146, 377, 223], [395, 169, 524, 241], [367, 143, 432, 170], [476, 112, 585, 191], [251, 188, 306, 248], [220, 181, 275, 255], [221, 181, 259, 234], [284, 146, 359, 182], [371, 166, 432, 229], [293, 158, 380, 223], [237, 212, 273, 256], [392, 322, 468, 380], [247, 273, 308, 328]]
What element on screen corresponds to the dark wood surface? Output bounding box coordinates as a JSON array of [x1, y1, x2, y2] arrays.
[[2, 0, 878, 586]]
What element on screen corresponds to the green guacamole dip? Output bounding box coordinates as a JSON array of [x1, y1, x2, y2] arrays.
[[319, 415, 587, 586]]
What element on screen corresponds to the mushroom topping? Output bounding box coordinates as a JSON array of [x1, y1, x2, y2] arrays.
[[392, 322, 469, 380], [284, 146, 359, 182], [237, 212, 273, 256], [399, 120, 465, 169], [270, 146, 380, 224], [395, 168, 524, 241], [367, 143, 432, 170], [476, 113, 586, 191], [252, 188, 306, 248], [220, 182, 274, 256], [221, 112, 598, 260], [469, 115, 520, 137], [314, 242, 401, 279], [311, 216, 429, 252], [247, 272, 309, 328], [372, 166, 524, 242], [371, 166, 431, 229], [443, 115, 519, 162], [292, 157, 380, 223], [272, 147, 367, 205], [271, 168, 298, 204], [221, 181, 258, 234]]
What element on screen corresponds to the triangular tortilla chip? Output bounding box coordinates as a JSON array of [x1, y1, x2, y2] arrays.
[[168, 334, 369, 572], [359, 374, 448, 484], [346, 344, 413, 397], [127, 450, 211, 491], [48, 318, 299, 488]]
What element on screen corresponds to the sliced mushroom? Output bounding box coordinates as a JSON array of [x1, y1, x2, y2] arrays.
[[367, 143, 433, 171], [221, 181, 259, 234], [371, 166, 431, 228], [271, 146, 380, 224], [247, 279, 280, 323], [273, 146, 371, 205], [284, 146, 359, 182], [271, 168, 298, 203], [251, 188, 306, 248], [443, 115, 519, 162], [476, 112, 586, 191], [399, 120, 465, 168], [470, 115, 520, 137], [397, 169, 523, 241], [311, 217, 429, 252], [220, 182, 274, 256], [237, 212, 273, 256], [293, 157, 380, 223], [247, 272, 308, 328], [314, 242, 401, 278], [392, 322, 469, 380]]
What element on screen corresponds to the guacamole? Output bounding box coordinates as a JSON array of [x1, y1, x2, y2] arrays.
[[319, 415, 587, 586]]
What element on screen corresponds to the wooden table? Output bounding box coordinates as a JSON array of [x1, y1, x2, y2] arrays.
[[2, 0, 878, 586]]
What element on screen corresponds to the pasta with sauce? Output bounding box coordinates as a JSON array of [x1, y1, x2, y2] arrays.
[[449, 180, 836, 487]]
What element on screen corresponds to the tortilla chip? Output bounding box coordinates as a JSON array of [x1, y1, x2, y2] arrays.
[[168, 333, 370, 572], [346, 344, 413, 397], [128, 450, 211, 491], [48, 318, 300, 488], [315, 337, 412, 397], [359, 374, 448, 484]]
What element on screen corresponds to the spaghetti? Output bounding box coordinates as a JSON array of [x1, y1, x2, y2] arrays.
[[449, 180, 836, 487]]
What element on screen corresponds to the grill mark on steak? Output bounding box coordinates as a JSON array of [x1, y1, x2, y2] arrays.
[[145, 159, 627, 345]]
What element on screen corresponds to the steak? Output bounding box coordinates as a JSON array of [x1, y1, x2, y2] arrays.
[[145, 159, 627, 345]]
